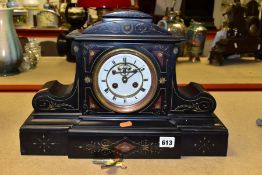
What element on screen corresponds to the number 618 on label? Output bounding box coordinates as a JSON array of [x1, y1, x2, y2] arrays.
[[159, 137, 175, 148]]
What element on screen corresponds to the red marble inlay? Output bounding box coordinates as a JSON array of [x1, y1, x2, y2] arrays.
[[154, 96, 162, 109], [115, 141, 136, 153], [89, 95, 98, 109], [153, 51, 165, 67]]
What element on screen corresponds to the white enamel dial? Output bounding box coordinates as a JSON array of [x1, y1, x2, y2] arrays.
[[93, 49, 158, 113]]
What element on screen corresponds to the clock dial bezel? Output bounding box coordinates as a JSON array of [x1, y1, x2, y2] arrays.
[[92, 48, 158, 113]]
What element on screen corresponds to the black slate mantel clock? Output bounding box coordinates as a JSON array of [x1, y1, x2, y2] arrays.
[[20, 10, 228, 159]]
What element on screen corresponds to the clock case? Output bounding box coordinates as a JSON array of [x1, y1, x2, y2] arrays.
[[36, 9, 60, 28], [20, 10, 228, 159]]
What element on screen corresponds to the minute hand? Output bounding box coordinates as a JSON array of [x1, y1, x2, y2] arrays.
[[126, 67, 144, 80]]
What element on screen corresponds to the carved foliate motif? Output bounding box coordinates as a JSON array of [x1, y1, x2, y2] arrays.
[[76, 137, 162, 156], [83, 21, 169, 35], [173, 98, 215, 113], [32, 81, 79, 112]]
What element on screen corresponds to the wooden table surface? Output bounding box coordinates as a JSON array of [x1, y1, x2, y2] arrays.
[[0, 57, 261, 91], [0, 91, 261, 175]]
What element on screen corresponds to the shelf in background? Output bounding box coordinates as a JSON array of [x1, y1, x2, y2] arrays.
[[0, 83, 262, 92], [0, 57, 261, 92], [16, 27, 68, 37], [16, 27, 217, 39]]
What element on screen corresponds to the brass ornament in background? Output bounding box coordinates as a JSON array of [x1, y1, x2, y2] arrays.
[[36, 10, 60, 28]]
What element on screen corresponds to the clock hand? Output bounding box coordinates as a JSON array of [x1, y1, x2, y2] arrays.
[[126, 70, 138, 80], [112, 69, 137, 75], [116, 65, 143, 83], [121, 69, 138, 83], [126, 67, 144, 80], [121, 68, 140, 83]]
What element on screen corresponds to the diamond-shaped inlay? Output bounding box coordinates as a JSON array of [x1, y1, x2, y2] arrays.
[[115, 141, 136, 153]]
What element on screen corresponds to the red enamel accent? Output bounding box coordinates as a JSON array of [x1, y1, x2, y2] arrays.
[[77, 0, 131, 8]]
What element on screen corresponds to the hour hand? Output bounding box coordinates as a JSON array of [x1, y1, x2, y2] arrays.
[[112, 70, 121, 75], [112, 70, 127, 75], [112, 69, 135, 75]]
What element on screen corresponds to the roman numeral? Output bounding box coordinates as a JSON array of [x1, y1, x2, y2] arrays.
[[112, 60, 116, 65], [123, 57, 126, 62], [140, 88, 146, 92], [134, 60, 137, 64], [101, 80, 106, 82], [104, 88, 109, 93], [124, 98, 126, 103], [113, 96, 117, 100], [104, 69, 109, 71], [135, 96, 138, 99], [143, 79, 148, 81]]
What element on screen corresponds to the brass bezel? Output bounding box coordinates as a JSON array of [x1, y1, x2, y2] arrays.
[[92, 48, 158, 113]]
